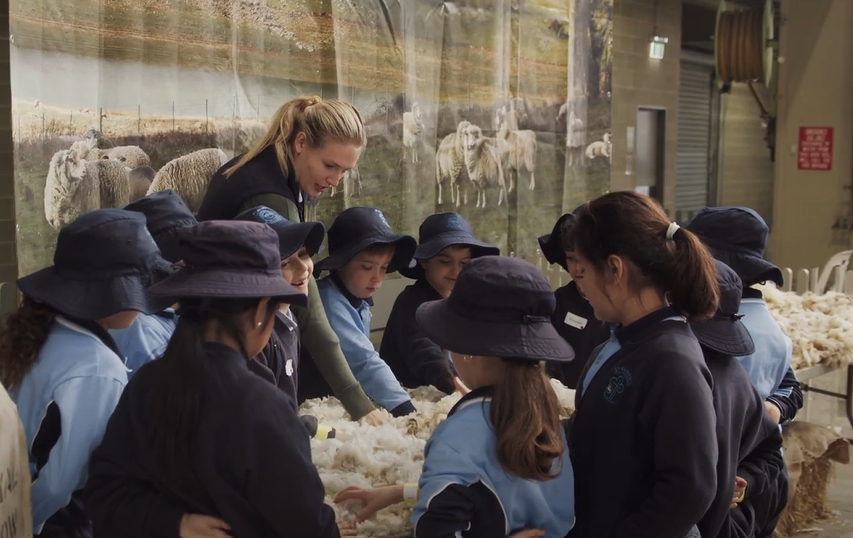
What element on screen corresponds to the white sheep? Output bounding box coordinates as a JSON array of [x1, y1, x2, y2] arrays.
[[462, 124, 507, 208], [496, 110, 538, 192], [84, 127, 114, 149], [146, 148, 229, 213], [585, 132, 612, 164], [101, 145, 151, 169], [69, 138, 99, 161], [402, 102, 424, 163], [128, 165, 156, 202], [435, 120, 470, 206], [44, 149, 130, 231]]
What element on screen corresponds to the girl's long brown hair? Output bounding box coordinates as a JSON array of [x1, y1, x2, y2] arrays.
[[0, 297, 57, 387], [490, 359, 564, 481]]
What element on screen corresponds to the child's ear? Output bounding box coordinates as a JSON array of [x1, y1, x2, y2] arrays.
[[419, 260, 428, 269]]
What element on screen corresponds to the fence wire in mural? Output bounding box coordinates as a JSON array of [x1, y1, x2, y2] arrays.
[[10, 0, 613, 280]]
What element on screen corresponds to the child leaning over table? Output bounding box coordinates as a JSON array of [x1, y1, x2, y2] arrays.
[[235, 205, 346, 440], [335, 256, 576, 538], [298, 206, 418, 417]]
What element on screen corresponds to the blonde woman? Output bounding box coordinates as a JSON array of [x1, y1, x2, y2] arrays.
[[197, 96, 384, 425]]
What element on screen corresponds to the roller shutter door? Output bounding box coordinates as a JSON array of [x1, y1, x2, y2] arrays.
[[675, 59, 714, 223]]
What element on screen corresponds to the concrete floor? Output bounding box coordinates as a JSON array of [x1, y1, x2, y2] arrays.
[[790, 460, 853, 537]]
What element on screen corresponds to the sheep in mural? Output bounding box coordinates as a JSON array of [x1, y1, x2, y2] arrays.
[[44, 149, 130, 231], [69, 138, 99, 161], [101, 145, 151, 170], [84, 127, 115, 149], [128, 165, 156, 202], [146, 148, 229, 213], [462, 123, 506, 209], [435, 120, 470, 206], [496, 109, 537, 192], [585, 132, 612, 164], [402, 102, 424, 163], [558, 103, 586, 167]]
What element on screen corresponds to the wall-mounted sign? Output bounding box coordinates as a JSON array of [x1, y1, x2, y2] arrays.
[[798, 126, 833, 171]]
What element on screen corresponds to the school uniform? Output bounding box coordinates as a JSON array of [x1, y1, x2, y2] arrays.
[[691, 260, 787, 538], [413, 388, 575, 538], [549, 281, 609, 389], [197, 149, 377, 420], [85, 342, 339, 538], [84, 219, 340, 538], [0, 381, 34, 537], [109, 311, 176, 377], [11, 209, 174, 537], [383, 212, 499, 394], [414, 256, 577, 538], [538, 212, 607, 389], [314, 275, 415, 416], [308, 207, 417, 417], [569, 306, 718, 538], [687, 206, 804, 422]]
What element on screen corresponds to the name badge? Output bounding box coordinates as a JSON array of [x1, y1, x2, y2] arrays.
[[285, 359, 294, 377], [564, 311, 588, 330]]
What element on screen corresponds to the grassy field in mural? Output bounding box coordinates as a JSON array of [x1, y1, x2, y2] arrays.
[[10, 0, 580, 103]]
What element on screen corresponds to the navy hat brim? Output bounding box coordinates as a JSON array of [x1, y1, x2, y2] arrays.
[[17, 257, 177, 319], [703, 240, 784, 288], [148, 267, 308, 307], [691, 316, 756, 357], [274, 221, 326, 259], [415, 298, 575, 362], [538, 213, 574, 271], [399, 233, 500, 280], [313, 233, 417, 277]]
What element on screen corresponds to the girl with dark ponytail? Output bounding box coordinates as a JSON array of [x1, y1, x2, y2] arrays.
[[563, 191, 719, 538], [84, 221, 350, 538], [334, 256, 576, 538]]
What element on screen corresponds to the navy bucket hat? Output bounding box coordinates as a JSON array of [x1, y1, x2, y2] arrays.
[[122, 190, 198, 263], [399, 212, 499, 280], [313, 207, 416, 276], [690, 259, 755, 357], [234, 206, 325, 260], [686, 206, 784, 288], [416, 256, 575, 362], [17, 209, 176, 320], [148, 221, 308, 306], [537, 205, 585, 272]]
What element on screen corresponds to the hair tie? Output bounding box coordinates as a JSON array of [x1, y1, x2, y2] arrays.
[[665, 222, 680, 241], [300, 96, 322, 111]]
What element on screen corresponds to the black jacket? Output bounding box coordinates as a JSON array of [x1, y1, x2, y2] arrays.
[[568, 308, 718, 538], [84, 342, 340, 538], [697, 349, 786, 538], [548, 281, 610, 389], [379, 279, 457, 395], [196, 146, 302, 222]]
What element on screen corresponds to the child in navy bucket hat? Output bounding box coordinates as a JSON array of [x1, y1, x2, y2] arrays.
[[381, 212, 498, 394], [302, 207, 417, 417], [0, 208, 174, 536], [687, 206, 802, 425], [537, 209, 609, 389], [112, 190, 199, 377], [692, 260, 788, 538], [335, 256, 576, 537], [235, 206, 346, 441], [85, 220, 351, 538]]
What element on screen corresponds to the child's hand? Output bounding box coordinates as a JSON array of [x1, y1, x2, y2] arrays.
[[764, 401, 782, 424], [507, 530, 546, 538], [454, 377, 471, 396], [334, 430, 352, 441], [334, 485, 404, 523], [730, 476, 748, 508], [336, 518, 358, 537], [358, 409, 390, 426], [179, 514, 231, 537]]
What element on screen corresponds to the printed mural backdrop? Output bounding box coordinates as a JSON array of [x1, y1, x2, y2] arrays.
[[10, 0, 612, 283]]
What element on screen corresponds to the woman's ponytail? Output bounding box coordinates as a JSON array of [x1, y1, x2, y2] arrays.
[[667, 227, 719, 321]]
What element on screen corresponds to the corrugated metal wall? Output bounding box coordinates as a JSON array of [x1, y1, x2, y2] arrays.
[[675, 57, 714, 223]]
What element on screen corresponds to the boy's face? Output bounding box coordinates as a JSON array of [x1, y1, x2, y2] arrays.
[[422, 245, 472, 299], [281, 246, 313, 295], [338, 249, 395, 299]]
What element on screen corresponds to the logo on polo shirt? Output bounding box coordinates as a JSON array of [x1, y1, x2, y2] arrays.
[[603, 366, 632, 404]]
